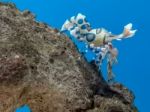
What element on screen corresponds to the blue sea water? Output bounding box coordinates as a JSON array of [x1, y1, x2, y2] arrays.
[[15, 105, 31, 112], [2, 0, 150, 111]]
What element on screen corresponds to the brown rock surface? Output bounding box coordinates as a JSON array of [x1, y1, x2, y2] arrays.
[[0, 2, 138, 112]]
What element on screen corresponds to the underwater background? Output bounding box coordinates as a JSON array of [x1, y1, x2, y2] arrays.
[[2, 0, 150, 111]]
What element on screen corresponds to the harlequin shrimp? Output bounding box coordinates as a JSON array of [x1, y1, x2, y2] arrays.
[[61, 13, 137, 82]]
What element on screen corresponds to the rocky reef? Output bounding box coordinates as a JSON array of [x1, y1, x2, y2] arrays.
[[0, 2, 138, 112]]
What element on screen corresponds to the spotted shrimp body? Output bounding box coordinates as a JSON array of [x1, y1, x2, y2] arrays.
[[61, 13, 137, 82]]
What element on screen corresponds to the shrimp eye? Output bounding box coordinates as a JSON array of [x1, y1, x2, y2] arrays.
[[96, 29, 101, 34]]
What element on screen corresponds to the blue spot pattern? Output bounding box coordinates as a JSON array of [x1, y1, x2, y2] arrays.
[[78, 19, 83, 24], [66, 32, 99, 63]]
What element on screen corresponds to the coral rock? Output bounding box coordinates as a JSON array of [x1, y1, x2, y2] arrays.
[[0, 2, 138, 112]]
